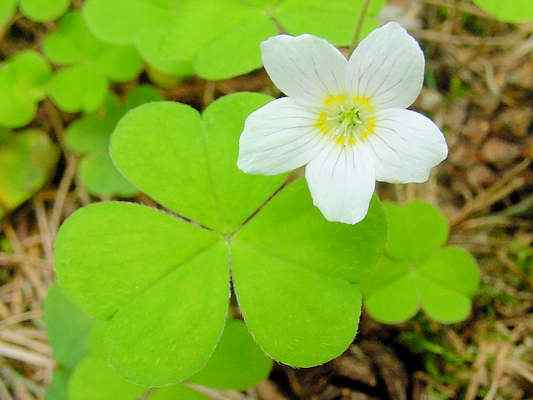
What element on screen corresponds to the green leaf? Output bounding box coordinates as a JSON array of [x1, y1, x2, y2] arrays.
[[276, 0, 385, 45], [231, 180, 385, 366], [473, 0, 533, 23], [55, 202, 230, 385], [47, 64, 108, 113], [361, 202, 480, 324], [190, 319, 272, 389], [0, 130, 59, 216], [43, 11, 143, 112], [384, 201, 449, 262], [0, 51, 51, 128], [19, 0, 70, 22], [44, 285, 93, 369], [68, 356, 145, 400], [0, 0, 16, 28], [111, 93, 286, 233]]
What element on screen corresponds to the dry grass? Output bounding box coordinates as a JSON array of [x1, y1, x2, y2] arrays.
[[0, 0, 531, 399]]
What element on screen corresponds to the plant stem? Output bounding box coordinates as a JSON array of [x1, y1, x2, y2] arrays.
[[349, 0, 372, 54]]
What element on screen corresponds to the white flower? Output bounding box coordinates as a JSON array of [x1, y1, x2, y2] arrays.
[[237, 22, 448, 224]]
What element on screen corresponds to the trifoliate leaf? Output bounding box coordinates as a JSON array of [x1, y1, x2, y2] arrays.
[[0, 0, 16, 29], [43, 11, 143, 112], [361, 201, 480, 324], [66, 86, 160, 197], [55, 202, 229, 385], [0, 51, 51, 128], [190, 319, 272, 389], [232, 181, 384, 366], [473, 0, 533, 23], [44, 285, 93, 369], [55, 93, 387, 386], [0, 130, 59, 217], [276, 0, 385, 45], [68, 356, 145, 400], [47, 64, 107, 113], [19, 0, 70, 22], [111, 93, 286, 233]]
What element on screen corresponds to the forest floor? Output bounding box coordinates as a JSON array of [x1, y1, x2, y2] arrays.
[[0, 0, 531, 399]]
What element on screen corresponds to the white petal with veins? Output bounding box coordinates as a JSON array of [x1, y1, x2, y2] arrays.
[[367, 109, 448, 183], [238, 97, 329, 175], [305, 144, 375, 224], [347, 22, 425, 110], [261, 34, 348, 105]]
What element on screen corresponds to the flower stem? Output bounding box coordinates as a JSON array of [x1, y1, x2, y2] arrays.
[[349, 0, 372, 54]]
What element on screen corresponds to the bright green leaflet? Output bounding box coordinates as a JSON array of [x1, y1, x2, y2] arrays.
[[361, 202, 480, 324], [473, 0, 533, 23], [232, 182, 383, 366], [190, 319, 272, 389], [65, 86, 161, 197], [55, 93, 386, 385], [19, 0, 70, 22], [0, 51, 51, 128], [0, 130, 59, 217], [82, 0, 385, 79], [43, 11, 143, 113], [0, 0, 16, 29], [111, 93, 286, 233]]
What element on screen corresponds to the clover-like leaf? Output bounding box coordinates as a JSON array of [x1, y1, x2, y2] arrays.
[[43, 11, 143, 113], [82, 0, 386, 79], [473, 0, 533, 23], [65, 86, 161, 197], [361, 201, 480, 324], [19, 0, 70, 22], [0, 51, 51, 128], [55, 93, 387, 386], [0, 130, 59, 218]]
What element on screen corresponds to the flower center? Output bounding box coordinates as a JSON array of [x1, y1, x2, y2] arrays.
[[315, 94, 377, 147]]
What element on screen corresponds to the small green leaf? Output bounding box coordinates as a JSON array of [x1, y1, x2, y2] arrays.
[[44, 285, 93, 369], [46, 370, 70, 400], [44, 11, 143, 112], [111, 93, 285, 233], [19, 0, 70, 22], [151, 387, 208, 400], [190, 319, 272, 390], [68, 356, 145, 400], [47, 64, 107, 113], [231, 180, 385, 366], [361, 202, 480, 324], [384, 201, 449, 262], [0, 51, 51, 128], [0, 130, 59, 216], [473, 0, 533, 23]]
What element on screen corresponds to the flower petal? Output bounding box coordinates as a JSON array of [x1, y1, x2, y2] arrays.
[[261, 34, 348, 104], [238, 97, 329, 175], [347, 22, 424, 110], [366, 109, 448, 183], [305, 145, 376, 224]]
